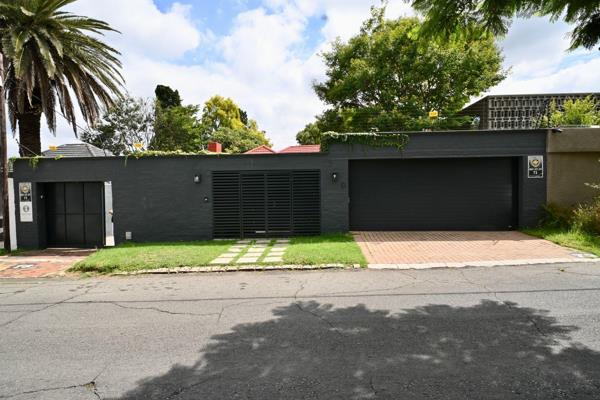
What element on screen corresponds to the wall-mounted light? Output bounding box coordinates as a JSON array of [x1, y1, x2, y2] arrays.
[[331, 172, 338, 183], [194, 174, 201, 184]]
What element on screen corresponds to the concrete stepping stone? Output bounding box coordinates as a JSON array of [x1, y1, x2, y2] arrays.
[[211, 257, 234, 265], [237, 256, 259, 264], [264, 256, 283, 263], [246, 250, 265, 255], [237, 240, 252, 244], [221, 253, 240, 258], [276, 239, 290, 244], [255, 239, 271, 244]]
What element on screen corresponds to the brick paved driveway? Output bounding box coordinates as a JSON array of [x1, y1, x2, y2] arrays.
[[0, 249, 94, 278], [354, 231, 597, 267]]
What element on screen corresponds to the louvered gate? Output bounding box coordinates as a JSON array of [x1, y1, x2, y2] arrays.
[[212, 170, 320, 238]]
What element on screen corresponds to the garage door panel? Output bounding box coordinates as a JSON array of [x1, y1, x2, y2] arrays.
[[350, 158, 516, 231]]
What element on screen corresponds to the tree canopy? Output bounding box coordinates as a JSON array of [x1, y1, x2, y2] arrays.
[[0, 0, 123, 156], [200, 95, 271, 153], [410, 0, 600, 51], [297, 9, 504, 143], [151, 104, 204, 152], [155, 85, 181, 109], [148, 89, 270, 153], [81, 96, 154, 155], [539, 96, 600, 127]]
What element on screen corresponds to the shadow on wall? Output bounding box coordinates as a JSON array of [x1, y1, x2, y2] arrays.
[[108, 300, 600, 399]]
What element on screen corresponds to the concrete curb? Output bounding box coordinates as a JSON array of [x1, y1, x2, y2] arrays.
[[368, 257, 600, 270], [112, 264, 363, 276]]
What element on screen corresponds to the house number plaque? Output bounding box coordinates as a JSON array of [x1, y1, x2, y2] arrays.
[[19, 182, 33, 222], [528, 156, 543, 179]]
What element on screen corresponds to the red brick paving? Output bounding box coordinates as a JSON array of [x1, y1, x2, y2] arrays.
[[0, 249, 94, 278], [354, 231, 583, 265]]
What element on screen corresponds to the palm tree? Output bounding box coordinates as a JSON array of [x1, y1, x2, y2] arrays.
[[0, 0, 123, 156]]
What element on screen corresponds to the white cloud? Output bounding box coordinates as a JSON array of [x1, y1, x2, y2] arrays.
[[8, 1, 600, 156], [476, 15, 600, 100], [67, 0, 203, 59], [492, 57, 600, 94]]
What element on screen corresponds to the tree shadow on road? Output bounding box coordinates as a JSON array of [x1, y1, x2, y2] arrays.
[[109, 300, 600, 399]]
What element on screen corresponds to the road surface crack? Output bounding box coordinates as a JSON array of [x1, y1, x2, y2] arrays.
[[0, 379, 101, 399], [459, 270, 546, 336], [107, 302, 220, 318], [293, 280, 345, 337], [216, 300, 254, 324], [0, 282, 102, 329]]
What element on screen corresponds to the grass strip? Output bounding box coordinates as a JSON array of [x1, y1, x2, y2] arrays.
[[71, 240, 235, 274], [522, 228, 600, 257], [283, 233, 367, 266]]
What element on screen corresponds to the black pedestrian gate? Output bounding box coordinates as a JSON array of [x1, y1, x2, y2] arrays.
[[45, 182, 105, 247], [213, 170, 320, 238]]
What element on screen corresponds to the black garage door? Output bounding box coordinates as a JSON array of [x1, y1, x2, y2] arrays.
[[213, 170, 320, 238], [350, 158, 517, 230], [46, 182, 105, 247]]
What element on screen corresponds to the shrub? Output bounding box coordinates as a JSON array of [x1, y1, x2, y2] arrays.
[[572, 197, 600, 235], [540, 203, 573, 229]]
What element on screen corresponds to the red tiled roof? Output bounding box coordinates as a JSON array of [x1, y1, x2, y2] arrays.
[[278, 145, 321, 154], [244, 145, 276, 154]]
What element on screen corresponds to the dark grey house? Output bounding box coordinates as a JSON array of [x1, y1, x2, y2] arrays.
[[12, 130, 547, 249], [460, 93, 599, 130]]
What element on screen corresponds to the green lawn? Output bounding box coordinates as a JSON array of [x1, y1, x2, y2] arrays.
[[71, 240, 235, 274], [523, 228, 600, 257], [283, 233, 367, 266], [71, 233, 367, 274]]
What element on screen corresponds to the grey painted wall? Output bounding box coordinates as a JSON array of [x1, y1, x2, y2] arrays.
[[13, 130, 547, 249]]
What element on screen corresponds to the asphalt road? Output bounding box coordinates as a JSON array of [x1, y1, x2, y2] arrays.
[[1, 263, 600, 399]]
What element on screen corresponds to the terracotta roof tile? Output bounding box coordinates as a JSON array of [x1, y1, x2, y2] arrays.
[[244, 145, 276, 154], [278, 145, 321, 154]]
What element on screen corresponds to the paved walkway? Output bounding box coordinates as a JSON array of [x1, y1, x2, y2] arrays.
[[354, 231, 599, 268], [211, 239, 289, 265], [0, 249, 94, 279]]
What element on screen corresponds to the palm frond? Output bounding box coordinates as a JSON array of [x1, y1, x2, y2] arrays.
[[0, 0, 124, 135]]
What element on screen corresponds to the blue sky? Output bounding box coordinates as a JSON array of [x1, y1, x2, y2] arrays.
[[8, 0, 600, 155]]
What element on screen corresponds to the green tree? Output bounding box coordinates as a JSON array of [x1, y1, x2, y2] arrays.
[[296, 122, 323, 145], [151, 105, 203, 152], [210, 127, 271, 153], [81, 96, 154, 155], [201, 95, 246, 133], [410, 0, 600, 51], [543, 96, 600, 127], [200, 95, 270, 153], [155, 85, 181, 109], [0, 0, 123, 156], [302, 9, 504, 139]]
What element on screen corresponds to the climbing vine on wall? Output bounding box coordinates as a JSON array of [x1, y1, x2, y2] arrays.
[[320, 132, 410, 152]]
